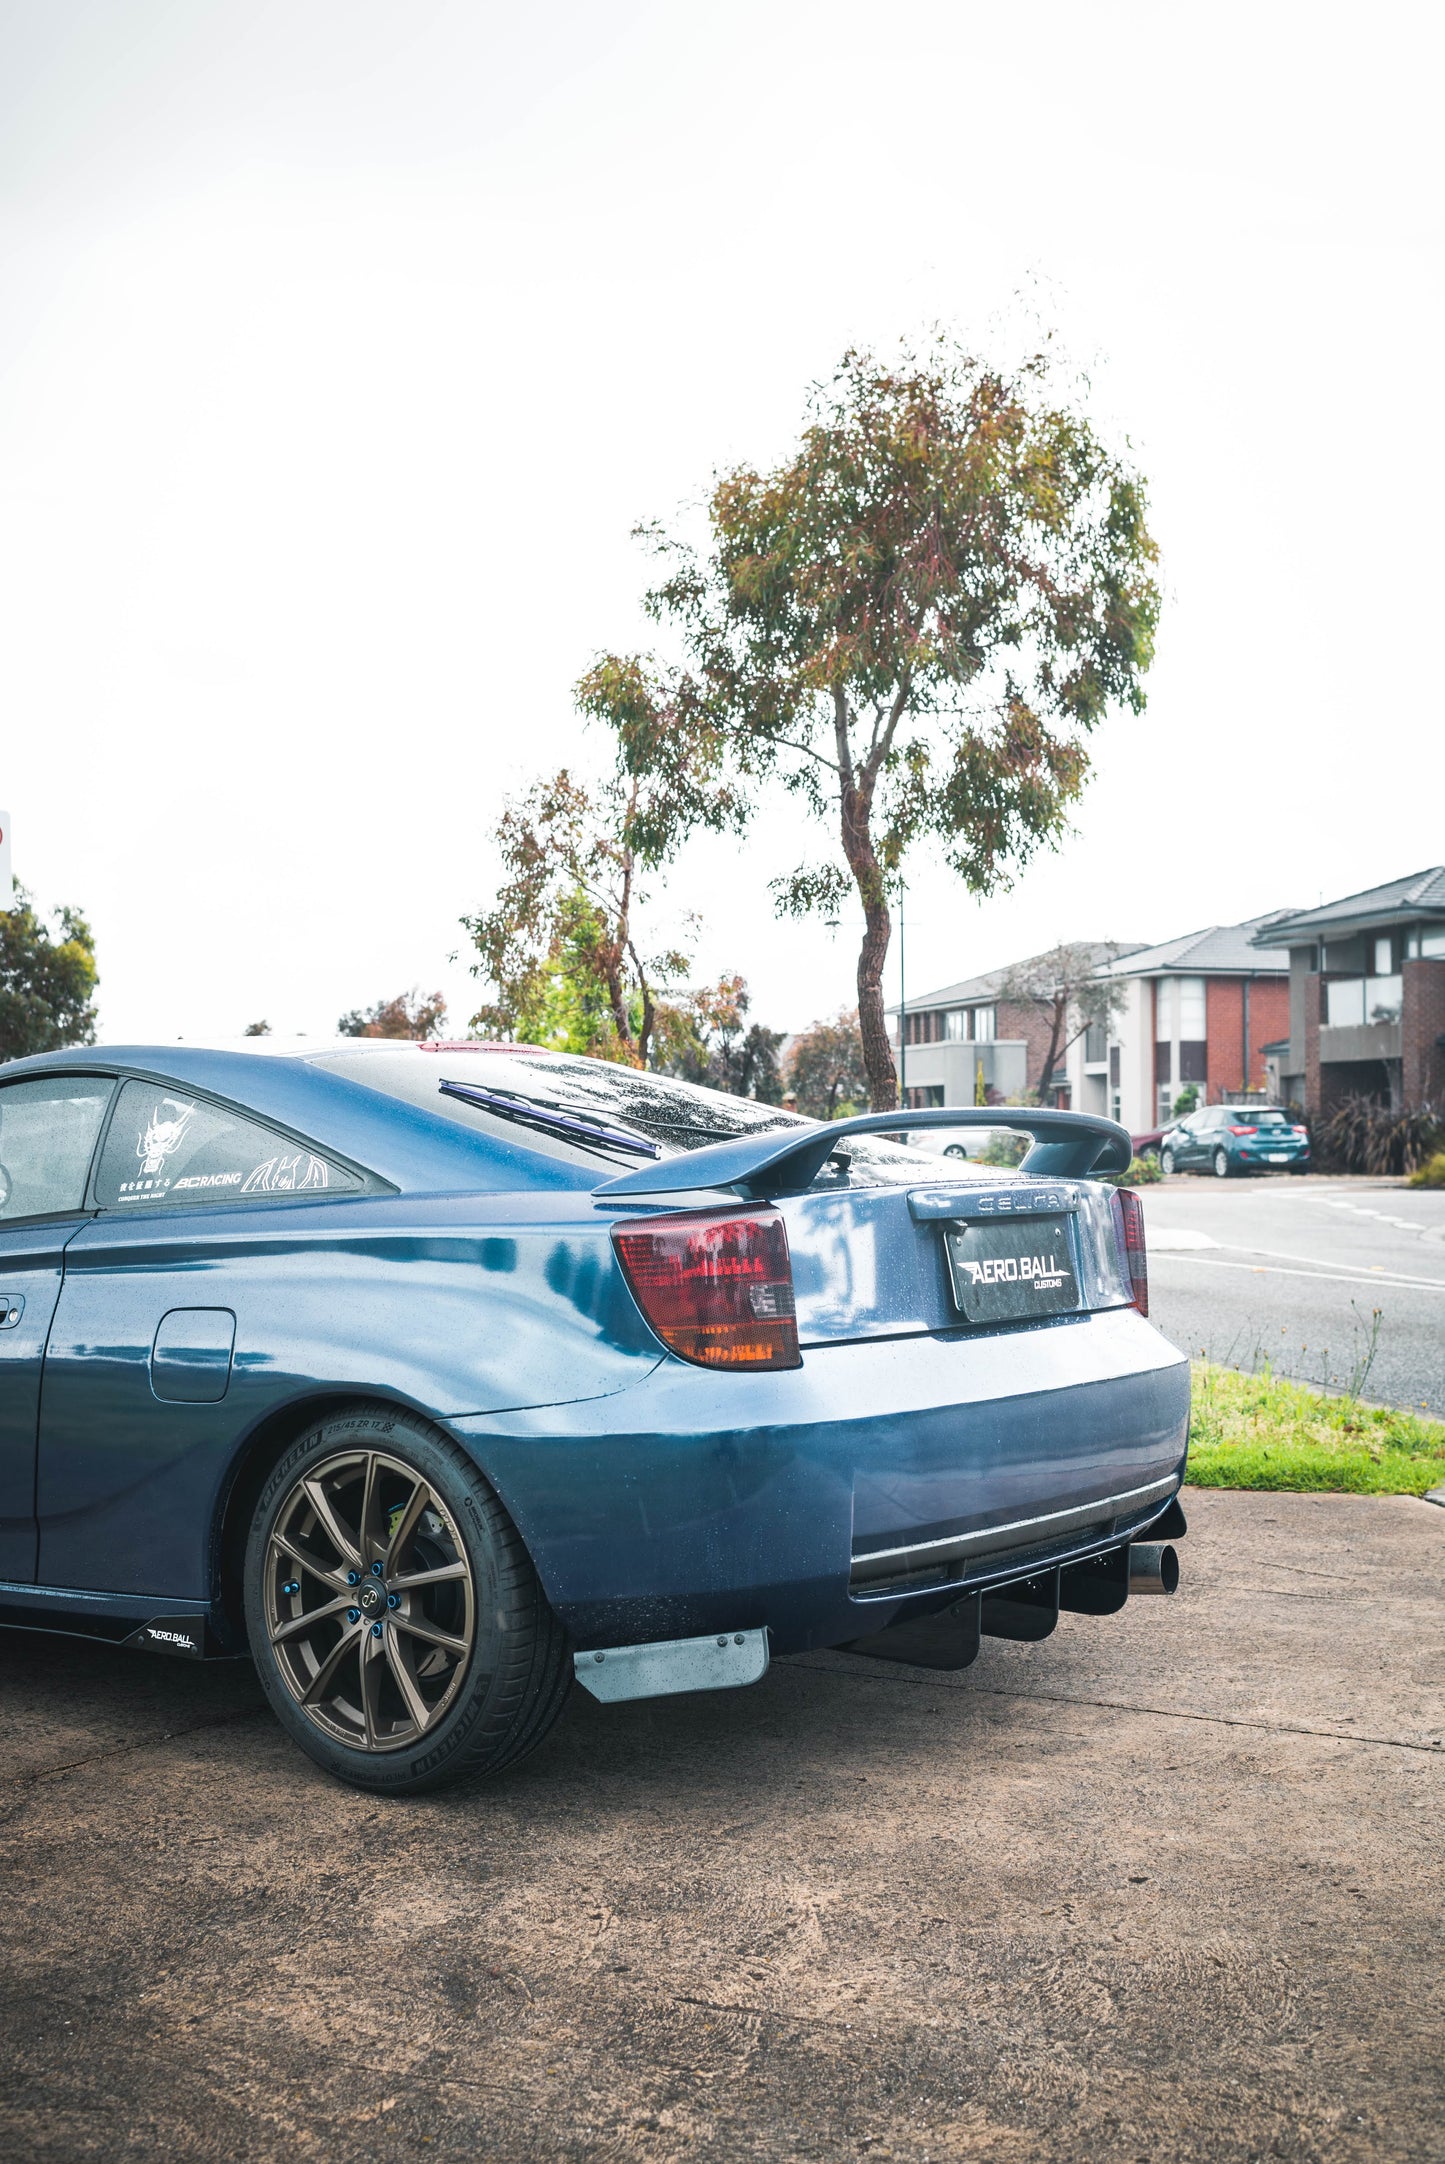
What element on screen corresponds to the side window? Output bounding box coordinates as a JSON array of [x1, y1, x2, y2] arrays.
[[0, 1077, 115, 1222], [92, 1080, 361, 1211]]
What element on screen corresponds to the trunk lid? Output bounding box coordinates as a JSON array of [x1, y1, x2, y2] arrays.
[[778, 1172, 1133, 1346]]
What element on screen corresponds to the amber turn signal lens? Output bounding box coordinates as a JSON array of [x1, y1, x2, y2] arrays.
[[612, 1209, 802, 1370]]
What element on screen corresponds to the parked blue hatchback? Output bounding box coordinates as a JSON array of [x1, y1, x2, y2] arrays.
[[0, 1041, 1190, 1792], [1160, 1102, 1311, 1178]]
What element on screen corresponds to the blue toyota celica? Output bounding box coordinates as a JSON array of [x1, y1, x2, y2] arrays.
[[0, 1039, 1190, 1793]]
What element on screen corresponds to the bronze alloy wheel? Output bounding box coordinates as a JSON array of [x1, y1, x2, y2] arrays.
[[265, 1449, 477, 1752]]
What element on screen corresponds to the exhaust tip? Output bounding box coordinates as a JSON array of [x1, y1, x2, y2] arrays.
[[1128, 1542, 1179, 1596]]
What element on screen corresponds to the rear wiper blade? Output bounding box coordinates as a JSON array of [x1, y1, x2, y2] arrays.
[[438, 1079, 662, 1159]]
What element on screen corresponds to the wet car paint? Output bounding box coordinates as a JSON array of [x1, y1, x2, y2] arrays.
[[0, 1044, 1190, 1658]]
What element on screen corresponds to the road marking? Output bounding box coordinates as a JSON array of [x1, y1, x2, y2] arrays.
[[1149, 1228, 1219, 1250], [1323, 1200, 1434, 1233], [1162, 1229, 1445, 1279], [1150, 1253, 1445, 1294]]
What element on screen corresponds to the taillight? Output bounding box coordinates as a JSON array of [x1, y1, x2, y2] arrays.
[[1111, 1188, 1149, 1316], [1228, 1124, 1257, 1136], [612, 1209, 802, 1370]]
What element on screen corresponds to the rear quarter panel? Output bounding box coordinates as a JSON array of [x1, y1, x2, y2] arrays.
[[38, 1191, 660, 1597]]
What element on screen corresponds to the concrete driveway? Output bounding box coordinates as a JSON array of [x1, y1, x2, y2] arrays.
[[2, 1489, 1441, 2162], [1144, 1177, 1445, 1414]]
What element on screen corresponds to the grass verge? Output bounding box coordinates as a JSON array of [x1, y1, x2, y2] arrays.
[[1188, 1360, 1445, 1496]]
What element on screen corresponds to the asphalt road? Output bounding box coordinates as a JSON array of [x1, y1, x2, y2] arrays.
[[1142, 1176, 1445, 1415], [2, 1488, 1442, 2163]]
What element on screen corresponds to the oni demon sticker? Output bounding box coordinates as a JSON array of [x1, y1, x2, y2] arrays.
[[117, 1096, 198, 1201], [138, 1098, 196, 1175]]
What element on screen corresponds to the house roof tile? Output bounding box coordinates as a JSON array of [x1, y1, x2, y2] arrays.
[[887, 941, 1146, 1016], [1251, 868, 1445, 943], [1100, 911, 1295, 977]]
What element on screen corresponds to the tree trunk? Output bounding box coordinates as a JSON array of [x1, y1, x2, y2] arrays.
[[1038, 997, 1066, 1104], [1038, 991, 1072, 1107], [839, 776, 897, 1112], [606, 835, 640, 1061]]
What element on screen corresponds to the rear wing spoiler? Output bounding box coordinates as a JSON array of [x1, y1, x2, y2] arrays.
[[593, 1106, 1133, 1201]]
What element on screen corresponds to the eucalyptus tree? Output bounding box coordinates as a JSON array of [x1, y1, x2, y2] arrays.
[[0, 886, 98, 1059], [583, 340, 1160, 1108]]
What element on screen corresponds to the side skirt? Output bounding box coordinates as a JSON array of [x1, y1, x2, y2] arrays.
[[0, 1580, 233, 1659]]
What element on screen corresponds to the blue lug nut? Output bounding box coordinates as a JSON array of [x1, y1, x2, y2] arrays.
[[370, 1621, 383, 1638], [371, 1560, 385, 1577], [347, 1607, 361, 1624], [387, 1592, 400, 1609], [346, 1569, 360, 1586]]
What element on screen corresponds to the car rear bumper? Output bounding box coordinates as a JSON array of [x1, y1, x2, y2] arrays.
[[447, 1306, 1191, 1657]]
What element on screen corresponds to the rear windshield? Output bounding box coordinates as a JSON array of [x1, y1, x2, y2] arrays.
[[307, 1046, 996, 1188], [1231, 1108, 1290, 1126]]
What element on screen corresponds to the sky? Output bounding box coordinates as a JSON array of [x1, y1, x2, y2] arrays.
[[1, 0, 1440, 1044]]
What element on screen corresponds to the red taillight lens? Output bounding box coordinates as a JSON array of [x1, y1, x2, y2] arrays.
[[612, 1209, 802, 1370], [1228, 1124, 1257, 1136], [1111, 1188, 1149, 1316]]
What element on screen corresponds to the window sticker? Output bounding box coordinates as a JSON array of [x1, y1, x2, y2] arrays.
[[241, 1152, 331, 1194], [117, 1095, 200, 1200], [94, 1079, 357, 1209], [138, 1098, 196, 1174]]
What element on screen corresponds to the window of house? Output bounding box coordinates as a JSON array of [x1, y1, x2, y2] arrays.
[[1178, 977, 1207, 1039], [1373, 936, 1394, 974], [1419, 929, 1445, 959], [0, 1076, 114, 1222], [1325, 979, 1366, 1027], [1084, 1024, 1106, 1063], [944, 1009, 968, 1041], [972, 1005, 995, 1041], [92, 1080, 363, 1210], [1366, 975, 1403, 1023], [904, 1085, 944, 1110]]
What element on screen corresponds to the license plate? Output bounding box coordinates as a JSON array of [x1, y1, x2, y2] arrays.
[[943, 1217, 1080, 1323], [1268, 1152, 1288, 1162]]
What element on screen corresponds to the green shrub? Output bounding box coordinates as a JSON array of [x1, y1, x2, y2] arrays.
[[1407, 1149, 1445, 1189], [979, 1129, 1029, 1168], [1100, 1153, 1161, 1188], [1313, 1094, 1441, 1176]]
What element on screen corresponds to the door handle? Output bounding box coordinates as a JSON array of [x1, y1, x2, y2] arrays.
[[0, 1294, 24, 1329]]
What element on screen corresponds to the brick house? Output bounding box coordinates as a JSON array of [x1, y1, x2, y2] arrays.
[[1068, 915, 1294, 1133], [885, 943, 1145, 1110], [1251, 868, 1445, 1114], [890, 920, 1294, 1131]]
